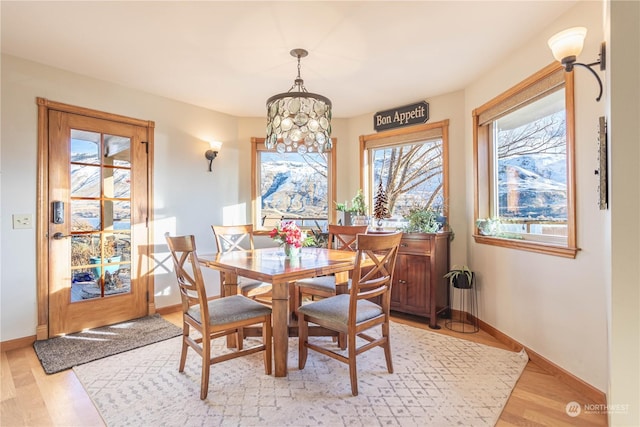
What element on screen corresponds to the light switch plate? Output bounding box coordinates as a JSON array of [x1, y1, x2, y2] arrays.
[[13, 214, 33, 229]]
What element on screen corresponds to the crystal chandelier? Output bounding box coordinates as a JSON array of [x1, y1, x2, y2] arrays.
[[265, 49, 332, 154]]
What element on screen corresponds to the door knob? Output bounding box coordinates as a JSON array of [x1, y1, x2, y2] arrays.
[[52, 232, 71, 240]]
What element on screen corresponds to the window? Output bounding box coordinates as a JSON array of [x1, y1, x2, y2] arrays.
[[473, 63, 577, 258], [360, 121, 449, 227], [251, 137, 336, 231]]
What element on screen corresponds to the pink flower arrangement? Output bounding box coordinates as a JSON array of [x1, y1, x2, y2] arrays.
[[269, 221, 314, 248]]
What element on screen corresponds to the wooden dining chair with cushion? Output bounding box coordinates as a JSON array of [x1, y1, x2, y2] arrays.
[[212, 224, 272, 302], [165, 233, 272, 400], [297, 232, 403, 396], [294, 224, 369, 313]]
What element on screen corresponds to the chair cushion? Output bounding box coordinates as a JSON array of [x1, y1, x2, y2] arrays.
[[187, 294, 271, 326], [296, 276, 337, 292], [297, 294, 383, 327]]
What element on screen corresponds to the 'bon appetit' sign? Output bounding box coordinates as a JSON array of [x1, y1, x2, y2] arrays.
[[373, 101, 429, 132]]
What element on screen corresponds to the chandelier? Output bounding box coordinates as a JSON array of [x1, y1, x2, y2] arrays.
[[265, 49, 332, 154]]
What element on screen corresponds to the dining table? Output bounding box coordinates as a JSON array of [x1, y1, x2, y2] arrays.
[[198, 246, 359, 377]]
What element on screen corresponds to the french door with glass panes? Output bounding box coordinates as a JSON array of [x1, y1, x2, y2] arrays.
[[47, 109, 151, 336]]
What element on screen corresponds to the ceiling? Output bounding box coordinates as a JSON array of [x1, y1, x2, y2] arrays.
[[1, 1, 577, 118]]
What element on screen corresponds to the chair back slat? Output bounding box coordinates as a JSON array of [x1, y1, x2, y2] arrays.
[[349, 233, 403, 320], [328, 224, 368, 251], [165, 233, 209, 319], [212, 224, 255, 253]]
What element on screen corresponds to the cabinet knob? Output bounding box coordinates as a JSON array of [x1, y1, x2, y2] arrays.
[[398, 280, 407, 284]]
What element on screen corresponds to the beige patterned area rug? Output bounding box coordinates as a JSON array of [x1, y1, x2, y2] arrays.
[[73, 321, 528, 427]]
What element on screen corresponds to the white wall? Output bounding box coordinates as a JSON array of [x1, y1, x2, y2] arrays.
[[465, 0, 608, 391]]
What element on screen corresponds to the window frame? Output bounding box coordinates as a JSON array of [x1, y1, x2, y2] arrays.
[[472, 63, 578, 258], [359, 120, 450, 221], [251, 137, 336, 232]]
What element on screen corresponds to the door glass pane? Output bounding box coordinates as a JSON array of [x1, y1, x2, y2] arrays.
[[113, 168, 131, 198], [104, 134, 131, 167], [70, 234, 101, 301], [71, 200, 101, 231], [71, 164, 100, 197], [70, 130, 100, 164], [69, 128, 133, 303]]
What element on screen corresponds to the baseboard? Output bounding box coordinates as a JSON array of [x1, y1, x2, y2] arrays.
[[155, 303, 182, 315], [0, 335, 36, 353], [474, 315, 607, 406]]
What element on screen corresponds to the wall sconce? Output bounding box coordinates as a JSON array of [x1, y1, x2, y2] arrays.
[[205, 141, 222, 172], [548, 26, 606, 101]]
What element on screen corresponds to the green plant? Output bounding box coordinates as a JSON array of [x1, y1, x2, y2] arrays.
[[476, 217, 500, 236], [349, 189, 367, 215], [443, 265, 474, 289], [402, 205, 439, 233], [334, 202, 348, 212]]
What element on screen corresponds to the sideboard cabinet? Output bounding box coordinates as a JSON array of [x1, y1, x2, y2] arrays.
[[390, 232, 450, 329]]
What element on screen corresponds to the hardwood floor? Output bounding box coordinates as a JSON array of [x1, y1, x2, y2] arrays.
[[1, 312, 608, 426]]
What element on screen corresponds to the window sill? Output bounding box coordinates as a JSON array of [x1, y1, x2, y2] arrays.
[[473, 234, 579, 259]]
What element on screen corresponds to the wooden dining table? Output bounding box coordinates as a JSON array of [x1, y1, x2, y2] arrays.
[[198, 246, 359, 377]]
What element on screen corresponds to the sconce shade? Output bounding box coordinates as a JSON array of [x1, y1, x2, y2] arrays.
[[265, 49, 332, 154], [548, 26, 587, 65], [208, 140, 223, 151]]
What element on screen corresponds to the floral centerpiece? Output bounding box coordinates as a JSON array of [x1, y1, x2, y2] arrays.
[[269, 221, 314, 258]]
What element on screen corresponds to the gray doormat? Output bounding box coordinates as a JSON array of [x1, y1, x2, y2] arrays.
[[34, 314, 182, 374]]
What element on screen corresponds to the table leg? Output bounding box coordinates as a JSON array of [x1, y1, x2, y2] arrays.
[[272, 281, 289, 377], [223, 272, 238, 348]]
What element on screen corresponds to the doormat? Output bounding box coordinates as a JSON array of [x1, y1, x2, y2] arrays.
[[34, 314, 182, 374]]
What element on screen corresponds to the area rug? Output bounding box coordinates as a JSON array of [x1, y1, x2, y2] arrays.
[[73, 321, 528, 426], [34, 314, 182, 374]]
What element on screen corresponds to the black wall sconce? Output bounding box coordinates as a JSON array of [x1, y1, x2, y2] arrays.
[[205, 141, 222, 172], [548, 26, 606, 101]]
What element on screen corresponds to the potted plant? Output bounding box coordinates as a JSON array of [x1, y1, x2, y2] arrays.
[[476, 217, 500, 236], [349, 189, 369, 225], [336, 190, 369, 225], [443, 265, 474, 289], [89, 236, 121, 279], [402, 204, 439, 233], [335, 201, 352, 226]]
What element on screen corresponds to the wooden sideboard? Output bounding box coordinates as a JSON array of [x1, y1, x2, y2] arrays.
[[389, 232, 451, 329]]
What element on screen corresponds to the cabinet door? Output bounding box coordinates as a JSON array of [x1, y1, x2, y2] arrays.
[[402, 254, 430, 314], [390, 255, 407, 310]]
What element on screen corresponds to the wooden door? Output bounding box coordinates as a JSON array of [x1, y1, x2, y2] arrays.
[[47, 109, 151, 336]]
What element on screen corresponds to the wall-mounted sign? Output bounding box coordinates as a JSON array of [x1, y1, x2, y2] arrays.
[[374, 101, 429, 132]]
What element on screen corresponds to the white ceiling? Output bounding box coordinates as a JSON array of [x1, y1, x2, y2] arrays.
[[1, 1, 577, 118]]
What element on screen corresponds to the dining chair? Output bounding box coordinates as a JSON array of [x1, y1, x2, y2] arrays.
[[165, 233, 272, 400], [297, 232, 403, 396], [212, 224, 272, 303], [294, 224, 368, 314]]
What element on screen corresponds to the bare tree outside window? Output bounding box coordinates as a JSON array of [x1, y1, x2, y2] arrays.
[[361, 121, 449, 228], [372, 139, 443, 218]]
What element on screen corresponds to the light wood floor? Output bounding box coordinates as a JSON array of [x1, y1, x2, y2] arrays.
[[1, 312, 608, 427]]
